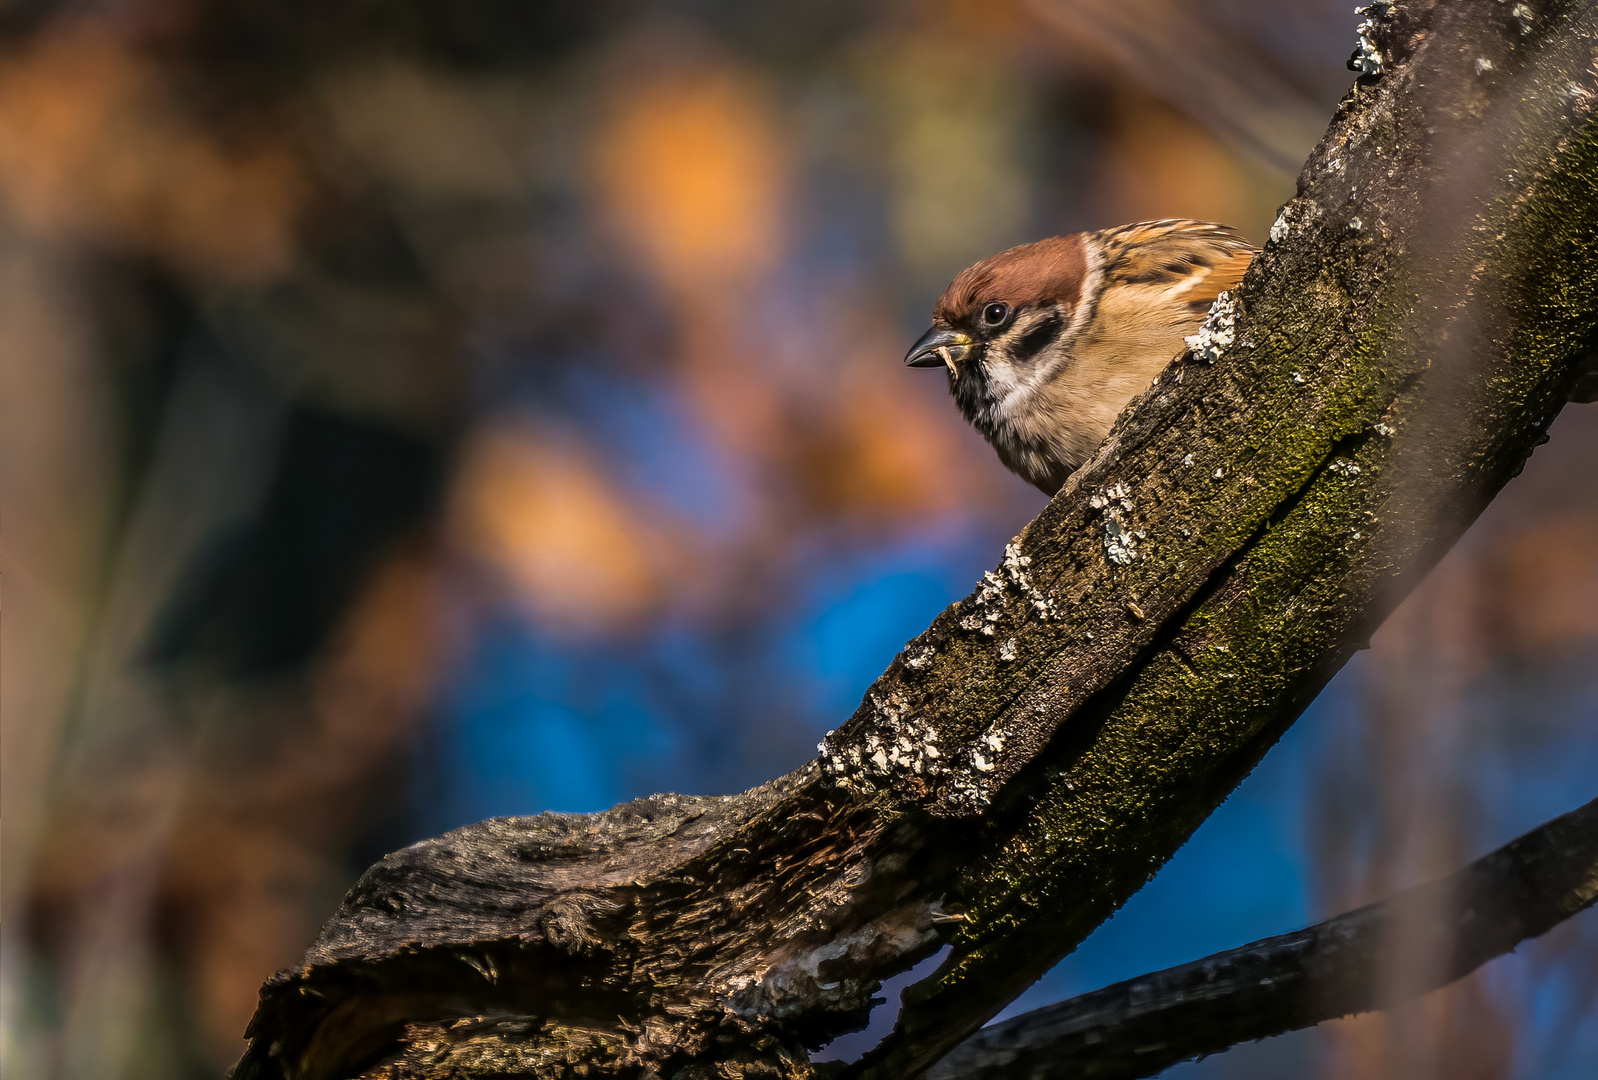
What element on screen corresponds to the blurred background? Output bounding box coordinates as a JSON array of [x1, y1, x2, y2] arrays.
[[1, 0, 1593, 1077]]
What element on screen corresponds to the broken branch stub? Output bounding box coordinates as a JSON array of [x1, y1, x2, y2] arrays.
[[234, 1, 1598, 1077]]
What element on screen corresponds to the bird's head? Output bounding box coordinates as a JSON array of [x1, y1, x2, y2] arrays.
[[903, 234, 1091, 427], [904, 220, 1253, 494]]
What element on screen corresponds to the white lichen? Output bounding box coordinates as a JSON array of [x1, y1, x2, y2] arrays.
[[1475, 57, 1494, 76], [1374, 422, 1394, 437], [819, 540, 1060, 801], [1512, 3, 1534, 32], [1268, 209, 1291, 244], [1104, 514, 1138, 566], [1348, 216, 1364, 232], [999, 539, 1062, 620], [1328, 458, 1362, 477], [1351, 2, 1393, 77], [1183, 291, 1237, 364], [948, 774, 991, 810], [1094, 485, 1141, 565], [818, 689, 951, 794]]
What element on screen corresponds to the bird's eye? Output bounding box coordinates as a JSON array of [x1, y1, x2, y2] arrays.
[[981, 302, 1010, 327]]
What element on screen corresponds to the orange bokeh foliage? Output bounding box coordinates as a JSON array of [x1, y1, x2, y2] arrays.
[[592, 59, 785, 288], [450, 426, 674, 632]]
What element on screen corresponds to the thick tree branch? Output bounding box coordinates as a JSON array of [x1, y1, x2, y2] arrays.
[[925, 795, 1598, 1080], [235, 2, 1598, 1078]]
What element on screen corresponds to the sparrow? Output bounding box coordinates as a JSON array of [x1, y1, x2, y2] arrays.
[[905, 219, 1255, 496]]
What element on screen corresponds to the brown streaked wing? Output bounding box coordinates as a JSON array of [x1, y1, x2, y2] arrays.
[[1184, 247, 1254, 309], [1090, 219, 1255, 308]]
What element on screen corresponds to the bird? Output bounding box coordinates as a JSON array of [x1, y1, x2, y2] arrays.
[[905, 219, 1255, 496]]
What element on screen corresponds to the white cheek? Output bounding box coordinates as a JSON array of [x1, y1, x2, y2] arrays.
[[990, 352, 1067, 420], [986, 361, 1025, 401]]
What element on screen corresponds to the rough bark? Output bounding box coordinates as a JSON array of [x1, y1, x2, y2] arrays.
[[234, 2, 1598, 1078], [923, 795, 1598, 1080]]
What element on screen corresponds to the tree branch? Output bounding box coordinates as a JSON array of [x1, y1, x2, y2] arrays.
[[234, 2, 1598, 1077], [925, 795, 1598, 1080]]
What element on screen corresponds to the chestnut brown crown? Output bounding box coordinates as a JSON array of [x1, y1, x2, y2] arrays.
[[905, 219, 1254, 495]]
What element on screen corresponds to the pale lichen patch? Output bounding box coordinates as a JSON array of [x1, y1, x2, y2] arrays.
[[999, 539, 1063, 619], [947, 773, 991, 811], [1104, 515, 1139, 566], [1350, 1, 1393, 78], [1183, 292, 1237, 364], [1269, 209, 1291, 244], [1269, 199, 1322, 245], [1091, 485, 1143, 566], [819, 690, 947, 794]]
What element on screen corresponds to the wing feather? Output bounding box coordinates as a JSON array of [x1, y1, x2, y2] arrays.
[[1183, 247, 1253, 307]]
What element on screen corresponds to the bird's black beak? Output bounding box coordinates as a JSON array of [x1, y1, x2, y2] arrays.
[[904, 326, 975, 373]]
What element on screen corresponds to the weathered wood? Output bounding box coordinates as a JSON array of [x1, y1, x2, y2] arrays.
[[923, 795, 1598, 1080], [233, 2, 1598, 1077]]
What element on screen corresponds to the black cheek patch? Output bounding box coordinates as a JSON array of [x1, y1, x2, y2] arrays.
[[1009, 311, 1065, 364]]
